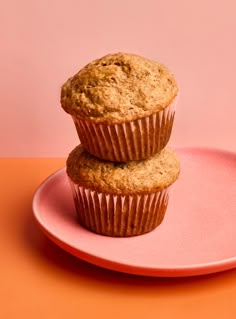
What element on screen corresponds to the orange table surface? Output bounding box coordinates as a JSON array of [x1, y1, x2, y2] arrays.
[[1, 158, 236, 319]]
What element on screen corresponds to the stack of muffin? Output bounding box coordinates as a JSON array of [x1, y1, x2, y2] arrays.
[[61, 53, 180, 237]]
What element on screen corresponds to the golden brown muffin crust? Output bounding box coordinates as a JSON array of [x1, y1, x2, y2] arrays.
[[61, 53, 178, 124], [66, 145, 180, 194]]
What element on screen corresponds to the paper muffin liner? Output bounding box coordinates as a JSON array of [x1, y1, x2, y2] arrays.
[[69, 179, 170, 237], [72, 99, 176, 162]]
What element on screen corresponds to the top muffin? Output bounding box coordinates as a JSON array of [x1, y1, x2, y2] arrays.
[[61, 52, 178, 124]]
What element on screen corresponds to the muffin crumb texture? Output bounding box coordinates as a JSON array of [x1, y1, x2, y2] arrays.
[[67, 145, 180, 194], [61, 52, 178, 123]]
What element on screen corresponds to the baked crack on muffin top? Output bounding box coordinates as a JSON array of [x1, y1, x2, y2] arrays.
[[61, 52, 178, 124]]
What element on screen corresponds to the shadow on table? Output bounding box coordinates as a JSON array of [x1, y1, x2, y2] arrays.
[[23, 208, 236, 294]]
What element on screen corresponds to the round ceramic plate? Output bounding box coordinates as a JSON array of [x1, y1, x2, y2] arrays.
[[33, 147, 236, 277]]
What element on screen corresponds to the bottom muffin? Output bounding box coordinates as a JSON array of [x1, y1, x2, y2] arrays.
[[66, 145, 180, 237]]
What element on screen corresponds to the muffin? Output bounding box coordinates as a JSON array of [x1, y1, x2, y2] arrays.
[[61, 52, 178, 162], [66, 145, 180, 237]]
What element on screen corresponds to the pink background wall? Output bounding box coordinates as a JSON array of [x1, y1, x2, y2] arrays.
[[1, 0, 235, 157]]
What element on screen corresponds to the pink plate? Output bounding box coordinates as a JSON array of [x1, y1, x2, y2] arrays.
[[32, 148, 236, 277]]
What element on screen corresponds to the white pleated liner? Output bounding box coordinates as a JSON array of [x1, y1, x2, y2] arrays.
[[72, 101, 176, 162], [69, 180, 170, 237]]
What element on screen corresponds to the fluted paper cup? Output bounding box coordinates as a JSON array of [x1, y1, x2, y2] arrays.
[[72, 99, 177, 162], [69, 179, 170, 237]]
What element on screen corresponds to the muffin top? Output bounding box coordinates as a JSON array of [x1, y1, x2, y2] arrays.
[[61, 52, 178, 124], [66, 145, 180, 194]]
